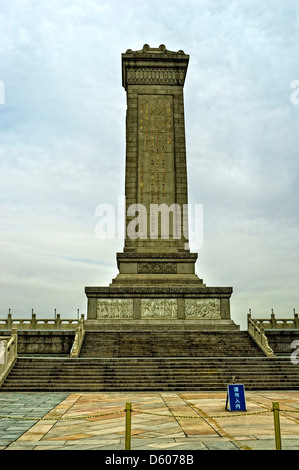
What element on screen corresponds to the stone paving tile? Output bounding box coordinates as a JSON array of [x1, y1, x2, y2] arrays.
[[7, 440, 67, 448], [204, 440, 239, 450], [1, 391, 299, 450], [0, 392, 70, 448], [6, 445, 37, 450]]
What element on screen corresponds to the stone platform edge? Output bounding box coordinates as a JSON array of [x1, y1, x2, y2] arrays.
[[84, 319, 239, 331], [85, 286, 233, 297]]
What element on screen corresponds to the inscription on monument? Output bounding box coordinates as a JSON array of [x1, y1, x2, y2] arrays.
[[138, 95, 174, 206]]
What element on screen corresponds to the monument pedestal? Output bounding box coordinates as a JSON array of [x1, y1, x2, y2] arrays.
[[86, 249, 236, 330], [85, 285, 237, 331], [112, 251, 204, 286]]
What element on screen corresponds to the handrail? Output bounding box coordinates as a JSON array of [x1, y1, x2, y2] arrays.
[[70, 318, 85, 358], [0, 312, 85, 330], [247, 314, 274, 357], [248, 310, 299, 330], [0, 328, 18, 387]]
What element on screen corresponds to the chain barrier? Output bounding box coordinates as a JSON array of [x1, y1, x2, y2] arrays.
[[132, 409, 271, 419], [1, 406, 299, 422], [0, 410, 125, 421]]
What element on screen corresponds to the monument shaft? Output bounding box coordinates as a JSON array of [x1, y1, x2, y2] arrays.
[[122, 44, 189, 253], [114, 44, 200, 287]]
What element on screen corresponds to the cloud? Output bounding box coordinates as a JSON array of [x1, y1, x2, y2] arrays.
[[0, 0, 298, 330]]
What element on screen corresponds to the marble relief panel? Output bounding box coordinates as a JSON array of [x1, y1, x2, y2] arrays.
[[97, 299, 134, 318], [141, 299, 177, 318], [185, 299, 221, 318]]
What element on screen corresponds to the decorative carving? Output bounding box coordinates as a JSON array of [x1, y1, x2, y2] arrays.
[[127, 67, 186, 86], [126, 45, 185, 55], [97, 299, 133, 318], [141, 299, 177, 318], [138, 263, 177, 274], [185, 299, 221, 318]]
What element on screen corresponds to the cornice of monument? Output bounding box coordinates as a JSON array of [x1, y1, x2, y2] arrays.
[[85, 286, 233, 297], [122, 44, 189, 89], [124, 44, 188, 56], [116, 252, 198, 260]]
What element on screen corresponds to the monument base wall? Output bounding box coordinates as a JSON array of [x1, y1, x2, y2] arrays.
[[85, 285, 238, 331]]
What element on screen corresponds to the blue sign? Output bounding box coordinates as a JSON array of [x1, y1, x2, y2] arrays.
[[226, 384, 246, 412]]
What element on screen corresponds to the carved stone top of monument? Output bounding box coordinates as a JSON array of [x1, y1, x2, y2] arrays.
[[124, 44, 187, 55], [122, 44, 189, 90]]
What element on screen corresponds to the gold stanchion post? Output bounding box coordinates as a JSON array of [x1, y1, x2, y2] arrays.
[[272, 401, 282, 450], [125, 402, 132, 450]]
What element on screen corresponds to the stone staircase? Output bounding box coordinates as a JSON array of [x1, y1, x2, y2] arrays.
[[2, 330, 299, 392], [1, 356, 299, 391], [79, 331, 265, 357]]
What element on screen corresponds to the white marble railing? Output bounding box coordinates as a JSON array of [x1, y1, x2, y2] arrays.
[[70, 318, 85, 358], [247, 313, 274, 357], [0, 312, 85, 330], [0, 328, 18, 386], [248, 310, 299, 330]]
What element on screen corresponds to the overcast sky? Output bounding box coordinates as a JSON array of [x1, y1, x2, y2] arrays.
[[0, 0, 298, 329]]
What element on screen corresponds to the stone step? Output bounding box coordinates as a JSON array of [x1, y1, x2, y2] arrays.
[[8, 370, 299, 377], [3, 372, 298, 382], [8, 367, 295, 373], [13, 358, 294, 366], [6, 366, 297, 373], [7, 370, 296, 377], [5, 358, 289, 365], [13, 358, 289, 364], [79, 331, 265, 358], [19, 356, 278, 367], [7, 362, 296, 371], [9, 368, 293, 373], [5, 376, 299, 385], [2, 383, 298, 392], [2, 355, 299, 392]]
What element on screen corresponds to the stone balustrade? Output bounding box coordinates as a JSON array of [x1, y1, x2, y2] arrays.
[[0, 328, 18, 386], [0, 312, 85, 330], [248, 310, 299, 330], [70, 318, 85, 357], [0, 312, 86, 365], [247, 313, 274, 357]]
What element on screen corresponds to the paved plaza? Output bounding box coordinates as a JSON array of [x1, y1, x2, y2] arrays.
[[1, 390, 299, 450]]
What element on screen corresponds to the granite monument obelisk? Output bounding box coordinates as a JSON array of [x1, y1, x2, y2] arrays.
[[85, 45, 236, 330]]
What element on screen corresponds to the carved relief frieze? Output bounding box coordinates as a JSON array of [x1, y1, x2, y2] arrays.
[[97, 299, 133, 318], [127, 67, 185, 85], [141, 299, 177, 318], [185, 299, 221, 318]]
